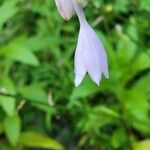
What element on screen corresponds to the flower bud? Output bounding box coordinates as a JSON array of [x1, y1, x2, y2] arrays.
[[55, 0, 74, 20]]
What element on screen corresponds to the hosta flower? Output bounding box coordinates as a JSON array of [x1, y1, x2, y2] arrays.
[[72, 0, 109, 86], [55, 0, 74, 20], [55, 0, 109, 87], [74, 25, 109, 87]]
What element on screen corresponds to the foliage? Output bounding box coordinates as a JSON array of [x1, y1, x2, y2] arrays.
[[0, 0, 150, 149]]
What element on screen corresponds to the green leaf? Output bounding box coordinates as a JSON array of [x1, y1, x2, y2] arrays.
[[5, 48, 39, 66], [133, 74, 150, 94], [0, 37, 39, 66], [111, 129, 127, 148], [0, 141, 17, 150], [123, 89, 150, 134], [97, 106, 120, 118], [117, 33, 137, 64], [117, 51, 150, 86], [0, 123, 3, 134], [132, 52, 150, 74], [18, 131, 64, 150], [0, 78, 16, 116], [17, 85, 48, 104], [113, 0, 129, 12], [127, 23, 139, 41], [139, 0, 150, 12], [0, 0, 18, 29], [134, 140, 150, 150], [78, 106, 115, 133], [4, 115, 21, 146], [0, 96, 15, 116]]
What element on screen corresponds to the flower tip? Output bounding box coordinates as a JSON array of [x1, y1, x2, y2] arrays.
[[74, 78, 82, 87], [74, 74, 85, 87], [64, 17, 71, 21], [94, 79, 100, 86], [62, 16, 71, 21], [75, 83, 79, 87], [74, 80, 81, 87], [104, 71, 109, 79], [106, 74, 109, 79], [96, 82, 100, 87], [89, 72, 102, 87]]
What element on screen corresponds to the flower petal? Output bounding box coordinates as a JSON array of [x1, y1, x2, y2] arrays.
[[55, 0, 74, 20], [74, 29, 87, 87], [81, 25, 109, 85]]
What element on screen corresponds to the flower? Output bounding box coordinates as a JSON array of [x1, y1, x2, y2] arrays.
[[74, 24, 109, 87], [55, 0, 109, 87], [55, 0, 74, 20]]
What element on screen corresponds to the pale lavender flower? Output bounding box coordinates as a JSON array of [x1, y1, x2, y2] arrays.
[[72, 0, 109, 87], [55, 0, 74, 20], [55, 0, 109, 87]]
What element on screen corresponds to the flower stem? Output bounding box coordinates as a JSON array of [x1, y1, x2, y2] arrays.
[[72, 0, 88, 26]]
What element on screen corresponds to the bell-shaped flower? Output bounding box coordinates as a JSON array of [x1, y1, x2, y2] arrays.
[[72, 0, 109, 87], [55, 0, 74, 20], [55, 0, 109, 87]]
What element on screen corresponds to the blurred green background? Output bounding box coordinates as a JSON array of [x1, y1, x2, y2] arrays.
[[0, 0, 150, 149]]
